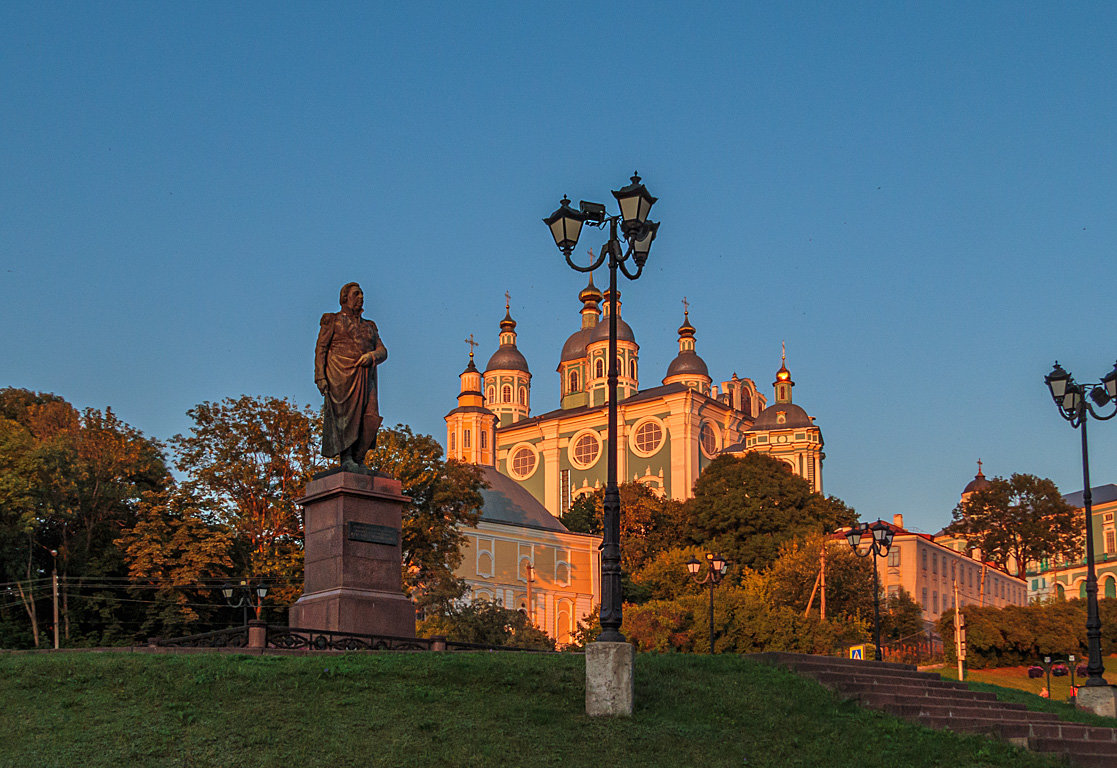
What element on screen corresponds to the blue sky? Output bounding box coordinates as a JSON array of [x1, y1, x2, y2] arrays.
[[3, 3, 1116, 534]]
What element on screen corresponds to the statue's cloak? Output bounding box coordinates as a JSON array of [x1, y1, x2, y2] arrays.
[[315, 311, 387, 459]]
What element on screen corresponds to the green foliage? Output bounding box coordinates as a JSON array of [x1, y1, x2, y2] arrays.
[[948, 474, 1080, 578], [0, 388, 168, 647], [623, 586, 869, 655], [559, 493, 598, 534], [417, 598, 554, 650], [171, 396, 325, 608], [684, 453, 857, 571], [366, 426, 485, 611], [881, 587, 926, 642], [938, 598, 1117, 667], [766, 534, 875, 621], [117, 488, 235, 638], [560, 482, 686, 574]]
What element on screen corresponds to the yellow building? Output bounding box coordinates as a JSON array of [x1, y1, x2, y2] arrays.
[[1026, 484, 1117, 602], [839, 513, 1028, 625]]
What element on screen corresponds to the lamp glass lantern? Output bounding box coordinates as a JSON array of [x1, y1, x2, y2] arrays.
[[1046, 363, 1071, 403], [632, 221, 659, 267], [612, 174, 657, 227], [845, 527, 862, 549], [711, 554, 726, 574], [256, 585, 268, 600], [221, 583, 234, 600], [1103, 362, 1117, 400], [542, 196, 586, 255], [686, 557, 702, 575]]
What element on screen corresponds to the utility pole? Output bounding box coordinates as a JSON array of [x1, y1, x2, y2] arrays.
[[525, 562, 535, 626], [953, 577, 965, 680], [51, 550, 59, 650], [820, 539, 827, 621]]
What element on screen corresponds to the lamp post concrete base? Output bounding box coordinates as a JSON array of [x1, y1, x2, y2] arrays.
[[586, 641, 634, 716], [1077, 685, 1117, 717]]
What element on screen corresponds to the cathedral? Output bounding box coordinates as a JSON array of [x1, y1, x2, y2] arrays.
[[446, 277, 824, 516], [443, 278, 826, 641]]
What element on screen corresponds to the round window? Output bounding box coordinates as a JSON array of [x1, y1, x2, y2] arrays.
[[699, 422, 718, 457], [633, 420, 664, 456], [510, 446, 537, 478], [571, 432, 601, 468]]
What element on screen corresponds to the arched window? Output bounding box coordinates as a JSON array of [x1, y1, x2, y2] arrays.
[[487, 386, 494, 402], [502, 384, 511, 402], [595, 359, 604, 378], [568, 370, 579, 392], [480, 430, 487, 449], [449, 433, 455, 452], [463, 429, 471, 448], [518, 387, 527, 405], [630, 359, 637, 380], [1106, 576, 1117, 599], [1080, 580, 1088, 600]]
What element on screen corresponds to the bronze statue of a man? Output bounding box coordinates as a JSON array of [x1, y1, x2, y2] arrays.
[[315, 282, 387, 472]]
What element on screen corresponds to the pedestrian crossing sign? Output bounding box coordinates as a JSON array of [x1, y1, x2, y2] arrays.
[[849, 644, 867, 660]]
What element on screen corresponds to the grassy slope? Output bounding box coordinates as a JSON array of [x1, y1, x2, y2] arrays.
[[1, 652, 1076, 768], [937, 655, 1117, 728]]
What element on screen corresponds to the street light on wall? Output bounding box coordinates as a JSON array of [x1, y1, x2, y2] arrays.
[[846, 520, 895, 661], [687, 553, 729, 654], [544, 173, 660, 644], [1044, 360, 1117, 688]]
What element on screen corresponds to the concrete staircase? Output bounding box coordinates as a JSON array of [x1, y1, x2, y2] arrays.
[[753, 652, 1117, 767]]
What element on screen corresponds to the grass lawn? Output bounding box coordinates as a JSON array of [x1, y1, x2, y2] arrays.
[[0, 650, 1083, 768], [936, 654, 1117, 728]]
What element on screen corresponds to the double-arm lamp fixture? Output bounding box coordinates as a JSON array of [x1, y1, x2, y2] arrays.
[[544, 173, 660, 643], [221, 579, 269, 626], [1044, 360, 1117, 687], [687, 553, 729, 654], [846, 521, 895, 662]]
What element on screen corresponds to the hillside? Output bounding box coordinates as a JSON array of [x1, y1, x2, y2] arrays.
[[1, 651, 1074, 768]]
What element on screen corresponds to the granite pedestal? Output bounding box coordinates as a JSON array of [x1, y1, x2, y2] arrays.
[[586, 641, 634, 716], [289, 470, 415, 637]]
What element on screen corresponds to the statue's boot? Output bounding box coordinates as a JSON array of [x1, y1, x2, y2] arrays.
[[340, 449, 362, 473]]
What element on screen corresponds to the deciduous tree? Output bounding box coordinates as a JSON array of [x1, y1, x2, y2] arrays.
[[365, 425, 485, 611], [947, 474, 1080, 578], [685, 453, 857, 571], [171, 396, 325, 606]]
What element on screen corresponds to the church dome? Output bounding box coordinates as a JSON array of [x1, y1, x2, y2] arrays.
[[963, 462, 991, 495], [560, 328, 591, 362], [665, 350, 709, 378], [746, 403, 813, 431], [587, 316, 636, 344], [485, 345, 530, 373]]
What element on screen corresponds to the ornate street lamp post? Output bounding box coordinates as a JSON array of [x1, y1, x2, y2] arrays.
[[544, 173, 659, 643], [846, 520, 895, 661], [1044, 360, 1117, 688], [687, 553, 729, 653], [221, 579, 269, 627]]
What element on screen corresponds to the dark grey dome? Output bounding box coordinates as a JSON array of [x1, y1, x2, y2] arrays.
[[587, 316, 636, 344], [964, 472, 991, 495], [747, 403, 813, 431], [485, 345, 530, 373], [665, 350, 709, 379], [560, 328, 591, 363]]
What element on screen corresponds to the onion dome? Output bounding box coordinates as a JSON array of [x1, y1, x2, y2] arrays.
[[747, 402, 814, 431], [485, 302, 530, 373], [587, 288, 636, 344], [665, 306, 709, 378], [560, 276, 602, 363], [963, 460, 992, 495]]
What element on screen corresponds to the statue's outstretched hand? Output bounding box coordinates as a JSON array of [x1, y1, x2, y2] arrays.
[[357, 352, 377, 367], [316, 378, 329, 395]]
